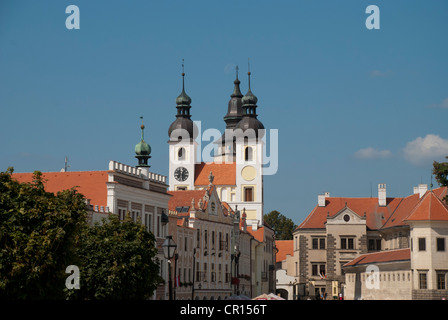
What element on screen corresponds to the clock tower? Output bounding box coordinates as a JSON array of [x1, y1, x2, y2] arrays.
[[168, 67, 197, 191], [234, 69, 265, 227]]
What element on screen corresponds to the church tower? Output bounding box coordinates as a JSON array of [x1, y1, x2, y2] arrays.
[[215, 66, 244, 163], [234, 68, 265, 227], [168, 64, 197, 191]]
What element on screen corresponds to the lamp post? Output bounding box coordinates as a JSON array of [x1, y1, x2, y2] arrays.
[[162, 235, 177, 300]]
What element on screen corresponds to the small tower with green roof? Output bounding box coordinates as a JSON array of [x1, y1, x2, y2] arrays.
[[135, 116, 151, 168]]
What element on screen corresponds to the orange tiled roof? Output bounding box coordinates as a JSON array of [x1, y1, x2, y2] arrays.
[[12, 171, 109, 208], [404, 190, 448, 222], [275, 240, 293, 263], [247, 225, 265, 242], [168, 190, 207, 215], [381, 193, 420, 229], [194, 162, 236, 186], [297, 197, 402, 230], [297, 187, 448, 231], [343, 248, 410, 267]]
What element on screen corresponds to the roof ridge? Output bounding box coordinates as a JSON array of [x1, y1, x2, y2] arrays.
[[380, 197, 405, 229], [402, 190, 430, 221]]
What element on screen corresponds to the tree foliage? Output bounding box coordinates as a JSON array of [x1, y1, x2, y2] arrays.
[[264, 210, 297, 240], [66, 214, 162, 300], [0, 168, 87, 299], [433, 156, 448, 203], [0, 168, 162, 300]]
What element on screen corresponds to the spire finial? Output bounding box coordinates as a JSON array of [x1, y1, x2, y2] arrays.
[[140, 116, 145, 140], [247, 58, 251, 89], [236, 65, 239, 80], [181, 59, 185, 91]]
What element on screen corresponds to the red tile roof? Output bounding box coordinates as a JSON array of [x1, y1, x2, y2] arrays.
[[297, 187, 448, 231], [194, 162, 236, 186], [297, 197, 402, 230], [247, 226, 265, 243], [12, 171, 109, 208], [168, 189, 207, 215], [275, 240, 293, 263], [404, 190, 448, 222], [381, 193, 421, 229], [343, 248, 410, 267]]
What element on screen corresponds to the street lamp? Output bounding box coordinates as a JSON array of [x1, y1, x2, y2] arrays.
[[162, 235, 177, 300]]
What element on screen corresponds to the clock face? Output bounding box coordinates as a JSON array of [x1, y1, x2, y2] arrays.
[[174, 167, 189, 182]]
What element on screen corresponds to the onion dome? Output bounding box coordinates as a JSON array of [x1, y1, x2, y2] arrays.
[[235, 70, 265, 139], [135, 118, 151, 168], [168, 66, 197, 141]]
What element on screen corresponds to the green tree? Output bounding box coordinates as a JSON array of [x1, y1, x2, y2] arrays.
[[66, 213, 162, 300], [264, 210, 297, 240], [0, 168, 87, 299], [433, 156, 448, 204]]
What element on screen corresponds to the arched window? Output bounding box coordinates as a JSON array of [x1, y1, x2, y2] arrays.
[[178, 147, 185, 160], [244, 146, 253, 161]]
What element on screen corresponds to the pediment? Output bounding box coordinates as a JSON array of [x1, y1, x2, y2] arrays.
[[326, 206, 366, 225]]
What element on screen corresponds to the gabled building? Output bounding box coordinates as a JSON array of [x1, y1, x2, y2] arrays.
[[289, 183, 448, 300], [344, 189, 448, 300], [168, 180, 234, 300]]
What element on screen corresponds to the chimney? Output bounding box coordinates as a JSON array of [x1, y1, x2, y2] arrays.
[[318, 192, 330, 207], [378, 184, 386, 207], [414, 184, 428, 198], [252, 220, 258, 231]]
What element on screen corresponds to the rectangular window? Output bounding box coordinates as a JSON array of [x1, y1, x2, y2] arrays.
[[244, 187, 254, 202], [311, 263, 326, 277], [312, 237, 325, 249], [144, 213, 152, 233], [341, 237, 355, 250], [312, 264, 318, 276], [368, 239, 382, 251], [320, 238, 326, 250], [418, 238, 426, 251], [437, 271, 447, 290], [348, 238, 354, 249], [437, 238, 445, 252], [419, 272, 427, 289], [312, 238, 319, 250], [319, 264, 326, 277]]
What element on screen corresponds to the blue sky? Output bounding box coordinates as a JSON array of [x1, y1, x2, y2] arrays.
[[1, 0, 447, 225]]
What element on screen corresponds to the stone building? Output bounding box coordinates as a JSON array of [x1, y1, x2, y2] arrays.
[[168, 181, 234, 300], [290, 183, 448, 300]]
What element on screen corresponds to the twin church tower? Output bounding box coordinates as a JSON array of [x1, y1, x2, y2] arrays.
[[137, 64, 266, 227]]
